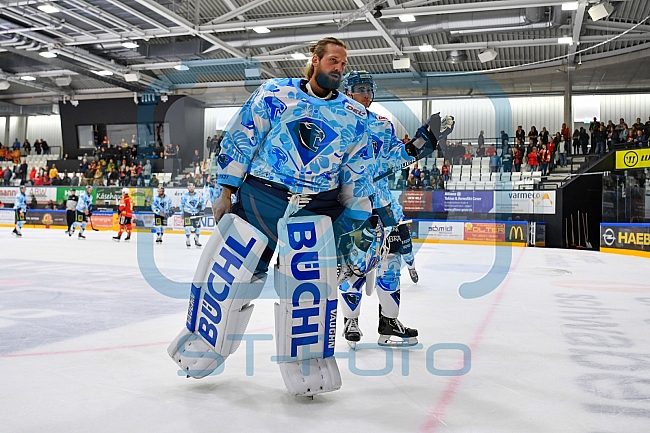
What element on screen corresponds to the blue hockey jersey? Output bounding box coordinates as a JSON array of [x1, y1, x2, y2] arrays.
[[180, 191, 205, 215], [203, 184, 222, 206], [75, 191, 93, 212], [367, 110, 413, 215], [151, 194, 173, 215], [14, 192, 27, 212], [217, 78, 375, 220]]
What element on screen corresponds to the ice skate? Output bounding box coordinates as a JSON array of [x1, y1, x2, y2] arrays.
[[342, 317, 362, 349], [124, 235, 131, 242], [194, 234, 202, 248], [408, 266, 419, 284], [78, 233, 86, 240], [69, 228, 74, 237], [186, 238, 191, 248], [12, 228, 22, 237], [378, 313, 418, 347], [112, 234, 121, 242], [155, 235, 162, 243]]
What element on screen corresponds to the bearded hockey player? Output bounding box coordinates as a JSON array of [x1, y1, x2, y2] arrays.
[[339, 70, 454, 347], [12, 185, 27, 237], [113, 188, 133, 242], [152, 187, 173, 243], [168, 37, 391, 397], [180, 183, 205, 248], [70, 185, 94, 239]]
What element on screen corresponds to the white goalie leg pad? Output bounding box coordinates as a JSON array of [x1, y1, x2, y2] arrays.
[[365, 268, 377, 296], [375, 253, 402, 318], [167, 213, 269, 378], [274, 215, 342, 396]]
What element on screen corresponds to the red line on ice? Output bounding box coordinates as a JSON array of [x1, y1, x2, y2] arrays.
[[420, 248, 526, 433]]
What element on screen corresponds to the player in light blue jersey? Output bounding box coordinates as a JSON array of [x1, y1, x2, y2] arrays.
[[339, 70, 454, 347], [203, 175, 222, 208], [152, 187, 173, 243], [12, 185, 27, 237], [70, 184, 94, 239], [180, 183, 205, 248]]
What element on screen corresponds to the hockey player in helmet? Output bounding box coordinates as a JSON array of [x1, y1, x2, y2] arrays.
[[151, 187, 173, 243], [180, 182, 205, 248], [113, 188, 133, 242], [70, 185, 94, 239]]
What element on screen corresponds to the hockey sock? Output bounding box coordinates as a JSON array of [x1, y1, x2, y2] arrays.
[[118, 226, 124, 236], [17, 221, 24, 230], [126, 224, 132, 236], [80, 222, 87, 232]]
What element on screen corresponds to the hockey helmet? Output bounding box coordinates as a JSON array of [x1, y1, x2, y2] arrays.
[[187, 182, 195, 191], [122, 187, 129, 195], [158, 187, 165, 195], [85, 184, 93, 191], [341, 70, 376, 99]]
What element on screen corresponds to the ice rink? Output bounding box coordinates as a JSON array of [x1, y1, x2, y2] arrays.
[[2, 229, 650, 433]]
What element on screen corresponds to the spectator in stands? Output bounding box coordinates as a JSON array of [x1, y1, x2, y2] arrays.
[[144, 160, 152, 186], [179, 173, 191, 187], [559, 136, 569, 167], [49, 164, 58, 181], [33, 139, 41, 155], [11, 148, 20, 164], [402, 134, 410, 144], [41, 139, 49, 155], [540, 127, 550, 145], [407, 173, 421, 190], [33, 172, 43, 186], [589, 117, 599, 151], [572, 129, 580, 155], [594, 124, 607, 155], [135, 161, 144, 186], [485, 144, 496, 157], [151, 174, 160, 188], [478, 131, 485, 148], [616, 118, 626, 134], [175, 144, 182, 174], [83, 165, 94, 186], [512, 145, 522, 172], [501, 130, 509, 147], [502, 147, 512, 172], [528, 126, 539, 145], [19, 158, 28, 185], [12, 138, 20, 151], [462, 148, 472, 165], [539, 143, 550, 176], [431, 164, 440, 182], [93, 167, 103, 186], [107, 168, 118, 185], [3, 165, 12, 185], [422, 165, 431, 183], [489, 152, 499, 173], [475, 143, 485, 158], [22, 139, 31, 156], [29, 167, 36, 185], [634, 129, 647, 148], [70, 172, 79, 186], [515, 126, 526, 145], [561, 123, 570, 141], [527, 146, 539, 172], [607, 125, 616, 152], [30, 193, 37, 209], [129, 164, 138, 186], [634, 117, 644, 129], [579, 127, 590, 154], [453, 142, 465, 164], [548, 136, 557, 170], [118, 166, 127, 186], [62, 170, 71, 186], [0, 144, 5, 161], [466, 142, 475, 157], [442, 161, 450, 181], [102, 136, 110, 147], [410, 163, 421, 181]]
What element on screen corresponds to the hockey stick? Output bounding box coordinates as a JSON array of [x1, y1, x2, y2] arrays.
[[373, 113, 453, 183], [88, 213, 99, 231]]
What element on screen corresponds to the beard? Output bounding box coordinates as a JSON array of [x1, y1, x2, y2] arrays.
[[314, 69, 342, 90]]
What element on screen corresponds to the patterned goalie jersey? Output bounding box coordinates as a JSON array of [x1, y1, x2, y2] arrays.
[[217, 78, 375, 220]]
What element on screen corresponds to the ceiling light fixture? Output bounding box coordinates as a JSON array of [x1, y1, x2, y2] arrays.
[[558, 36, 574, 45], [37, 4, 59, 13], [478, 48, 498, 63], [93, 70, 114, 76], [399, 14, 416, 22], [588, 1, 614, 21], [20, 75, 36, 81], [561, 2, 579, 11], [252, 26, 270, 33], [174, 64, 189, 71], [291, 52, 307, 60], [0, 81, 10, 90], [121, 41, 139, 49], [418, 44, 436, 52], [38, 50, 57, 58]]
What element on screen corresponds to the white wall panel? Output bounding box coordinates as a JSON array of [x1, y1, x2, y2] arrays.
[[26, 115, 63, 152], [8, 117, 26, 146], [600, 94, 650, 125], [204, 107, 239, 142]]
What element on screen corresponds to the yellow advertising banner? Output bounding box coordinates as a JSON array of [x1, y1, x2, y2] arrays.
[[615, 149, 650, 169]]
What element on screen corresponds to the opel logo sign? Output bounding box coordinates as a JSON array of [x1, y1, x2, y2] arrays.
[[602, 228, 615, 246], [623, 151, 638, 168]]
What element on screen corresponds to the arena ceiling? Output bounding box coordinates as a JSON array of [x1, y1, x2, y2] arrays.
[[0, 0, 649, 107]]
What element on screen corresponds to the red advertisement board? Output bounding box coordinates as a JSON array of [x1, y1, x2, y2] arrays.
[[463, 222, 506, 242], [400, 191, 433, 213]]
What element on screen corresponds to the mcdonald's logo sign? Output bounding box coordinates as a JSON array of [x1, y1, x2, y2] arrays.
[[508, 224, 526, 242]]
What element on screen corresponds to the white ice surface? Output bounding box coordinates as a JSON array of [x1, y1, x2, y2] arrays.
[[1, 229, 650, 433]]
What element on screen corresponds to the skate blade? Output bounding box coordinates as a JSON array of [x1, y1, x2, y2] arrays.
[[347, 340, 357, 349], [377, 336, 418, 347]]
